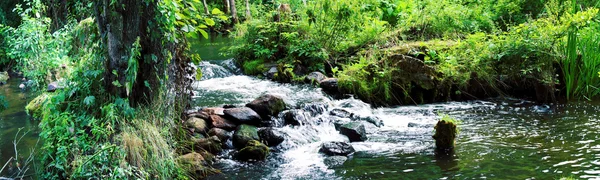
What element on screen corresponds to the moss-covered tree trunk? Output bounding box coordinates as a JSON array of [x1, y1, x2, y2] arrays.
[[245, 0, 251, 20], [229, 0, 238, 24]]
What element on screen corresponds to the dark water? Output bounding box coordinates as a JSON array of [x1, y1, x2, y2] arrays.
[[193, 57, 600, 179], [0, 77, 39, 177]]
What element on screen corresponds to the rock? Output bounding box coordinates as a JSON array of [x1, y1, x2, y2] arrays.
[[353, 115, 384, 127], [222, 104, 236, 109], [209, 115, 237, 131], [433, 118, 458, 150], [245, 94, 286, 120], [236, 140, 269, 161], [177, 152, 218, 177], [258, 128, 284, 147], [302, 103, 329, 116], [305, 72, 326, 84], [265, 66, 278, 79], [408, 122, 433, 128], [320, 78, 338, 94], [324, 156, 348, 168], [319, 141, 355, 156], [224, 107, 262, 125], [178, 152, 206, 166], [330, 109, 353, 118], [208, 128, 231, 142], [47, 81, 61, 92], [339, 122, 367, 142], [333, 118, 350, 131], [0, 71, 9, 85], [232, 124, 260, 149], [283, 109, 306, 126], [185, 117, 208, 133], [202, 107, 225, 116], [25, 93, 50, 118], [194, 136, 223, 154], [189, 111, 210, 120]]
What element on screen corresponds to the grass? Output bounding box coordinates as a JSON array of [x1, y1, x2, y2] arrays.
[[242, 59, 267, 75]]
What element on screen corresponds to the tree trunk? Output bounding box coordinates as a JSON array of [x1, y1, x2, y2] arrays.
[[203, 0, 210, 15], [94, 0, 191, 105], [222, 0, 230, 14], [245, 0, 251, 20], [229, 0, 238, 24]]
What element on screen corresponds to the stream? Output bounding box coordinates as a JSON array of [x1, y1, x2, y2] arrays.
[[1, 35, 600, 179]]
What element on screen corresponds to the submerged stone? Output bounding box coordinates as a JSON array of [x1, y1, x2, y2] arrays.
[[319, 141, 355, 156], [236, 140, 269, 161], [339, 122, 367, 142], [232, 124, 260, 149], [258, 127, 285, 147], [283, 109, 306, 126], [224, 107, 262, 125], [432, 117, 458, 150], [324, 156, 348, 168]]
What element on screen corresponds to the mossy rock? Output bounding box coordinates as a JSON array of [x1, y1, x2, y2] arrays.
[[177, 152, 220, 178], [236, 140, 269, 161], [232, 124, 260, 149], [246, 94, 286, 121], [0, 71, 8, 84], [432, 115, 459, 150], [26, 93, 51, 118]]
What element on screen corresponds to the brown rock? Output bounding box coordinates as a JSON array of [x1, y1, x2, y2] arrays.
[[185, 117, 208, 133], [209, 115, 237, 131], [203, 107, 225, 116]]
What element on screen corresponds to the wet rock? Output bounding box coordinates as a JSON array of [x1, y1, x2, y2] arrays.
[[408, 122, 433, 128], [25, 93, 50, 118], [194, 136, 223, 154], [283, 109, 306, 126], [319, 141, 355, 156], [258, 128, 284, 147], [202, 107, 225, 116], [185, 117, 208, 133], [232, 124, 260, 149], [208, 128, 231, 142], [177, 152, 218, 177], [178, 152, 206, 166], [433, 117, 458, 150], [324, 156, 348, 168], [246, 94, 286, 120], [333, 118, 351, 131], [209, 115, 237, 131], [222, 104, 236, 109], [236, 140, 269, 161], [305, 72, 326, 84], [353, 115, 384, 127], [47, 81, 62, 92], [302, 103, 329, 116], [330, 109, 353, 118], [189, 111, 210, 120], [339, 122, 367, 142], [0, 71, 8, 85], [265, 66, 278, 79], [224, 107, 262, 125], [320, 78, 338, 94]]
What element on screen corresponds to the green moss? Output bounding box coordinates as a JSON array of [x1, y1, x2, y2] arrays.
[[432, 114, 459, 150], [242, 59, 267, 75], [25, 93, 50, 118]]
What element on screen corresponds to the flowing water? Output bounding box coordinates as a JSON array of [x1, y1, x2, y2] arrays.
[[0, 77, 39, 177], [193, 56, 600, 179]]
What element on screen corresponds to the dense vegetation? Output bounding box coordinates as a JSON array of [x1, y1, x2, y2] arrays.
[[229, 0, 600, 105]]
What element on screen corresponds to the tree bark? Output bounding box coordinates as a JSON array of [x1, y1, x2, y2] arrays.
[[203, 0, 210, 15], [229, 0, 238, 24], [245, 0, 251, 20], [222, 0, 230, 14]]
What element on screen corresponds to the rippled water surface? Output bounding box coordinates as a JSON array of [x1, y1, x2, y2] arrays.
[[194, 59, 600, 180]]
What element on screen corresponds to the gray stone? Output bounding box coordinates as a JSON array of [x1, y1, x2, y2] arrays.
[[246, 94, 286, 121], [319, 141, 355, 156], [224, 107, 262, 125], [258, 127, 284, 147], [232, 124, 260, 149], [324, 156, 348, 168], [305, 72, 326, 84], [339, 122, 367, 142], [320, 78, 338, 94], [185, 117, 208, 133], [283, 109, 306, 126]]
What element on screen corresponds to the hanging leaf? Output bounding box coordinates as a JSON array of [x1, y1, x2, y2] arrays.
[[198, 29, 209, 39], [205, 18, 216, 26], [212, 8, 224, 15], [196, 68, 203, 80], [83, 96, 95, 106]]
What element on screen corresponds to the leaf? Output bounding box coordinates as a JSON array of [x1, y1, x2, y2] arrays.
[[83, 96, 95, 106], [212, 8, 224, 15], [198, 29, 209, 39], [112, 80, 122, 87], [196, 68, 203, 80], [205, 18, 216, 26]]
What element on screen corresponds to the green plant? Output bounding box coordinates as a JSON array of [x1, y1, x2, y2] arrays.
[[242, 59, 267, 75]]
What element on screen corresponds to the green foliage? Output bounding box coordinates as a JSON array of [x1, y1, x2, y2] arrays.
[[337, 51, 394, 104], [242, 59, 266, 75]]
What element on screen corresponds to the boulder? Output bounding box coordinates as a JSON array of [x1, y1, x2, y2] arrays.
[[320, 78, 338, 94], [194, 136, 222, 154], [185, 117, 208, 133], [305, 72, 326, 84], [258, 128, 285, 147], [178, 152, 206, 166], [25, 93, 50, 118], [202, 107, 225, 116], [324, 156, 348, 168], [222, 104, 236, 109], [330, 109, 353, 118], [177, 152, 218, 177], [47, 81, 62, 92], [0, 71, 8, 85], [283, 109, 306, 126], [236, 140, 269, 161], [333, 118, 351, 131], [246, 94, 286, 120], [353, 115, 384, 127], [302, 103, 329, 116], [208, 128, 231, 142], [189, 111, 210, 120], [223, 107, 262, 125], [319, 141, 355, 156], [339, 122, 367, 142], [232, 124, 260, 149], [209, 115, 237, 131], [265, 66, 278, 79]]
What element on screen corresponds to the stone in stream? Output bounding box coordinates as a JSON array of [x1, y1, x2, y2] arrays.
[[302, 103, 329, 116], [202, 107, 225, 116], [432, 116, 458, 150], [324, 156, 348, 168], [232, 124, 260, 149], [0, 71, 9, 85], [282, 109, 306, 126], [330, 108, 353, 118], [246, 94, 286, 120], [194, 136, 223, 154], [339, 122, 367, 142], [208, 128, 231, 142], [333, 118, 351, 131], [189, 111, 210, 121], [209, 115, 237, 131], [223, 107, 262, 125], [258, 127, 285, 147], [265, 66, 278, 79], [319, 141, 355, 156], [177, 152, 219, 177], [25, 93, 50, 118], [320, 78, 338, 94], [305, 72, 326, 84], [236, 140, 269, 161], [222, 104, 236, 109], [185, 117, 208, 133], [352, 115, 384, 127], [408, 122, 433, 128]]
